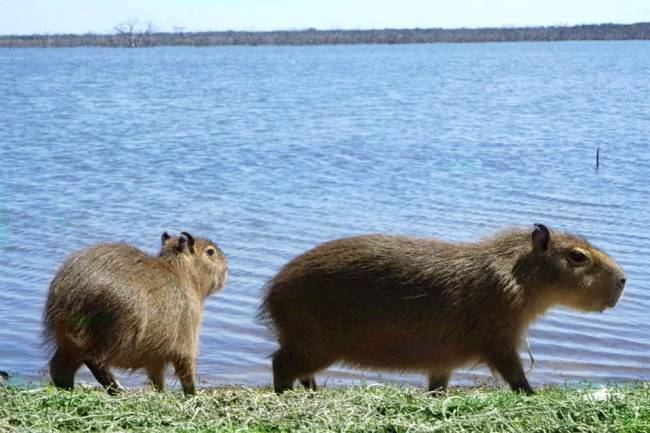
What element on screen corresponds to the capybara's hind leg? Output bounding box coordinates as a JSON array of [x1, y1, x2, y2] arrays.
[[173, 356, 196, 395], [272, 346, 330, 394], [146, 362, 166, 392], [272, 348, 296, 393], [427, 371, 450, 394], [49, 348, 82, 390], [299, 376, 317, 390], [85, 360, 125, 395]]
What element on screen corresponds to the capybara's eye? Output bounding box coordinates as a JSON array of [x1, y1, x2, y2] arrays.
[[206, 248, 215, 256], [569, 249, 588, 263]]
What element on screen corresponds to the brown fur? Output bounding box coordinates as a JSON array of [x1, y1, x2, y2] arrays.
[[43, 231, 227, 395], [260, 224, 626, 394]]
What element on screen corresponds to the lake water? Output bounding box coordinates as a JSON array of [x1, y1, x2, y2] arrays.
[[1, 41, 649, 389]]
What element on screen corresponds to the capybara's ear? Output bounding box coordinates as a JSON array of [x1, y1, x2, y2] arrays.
[[162, 232, 171, 246], [177, 236, 187, 253], [532, 223, 550, 253], [180, 232, 195, 254]]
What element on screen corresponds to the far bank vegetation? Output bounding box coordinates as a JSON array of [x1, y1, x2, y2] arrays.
[[1, 21, 650, 48]]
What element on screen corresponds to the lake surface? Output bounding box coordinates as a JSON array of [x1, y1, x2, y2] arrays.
[[1, 41, 649, 389]]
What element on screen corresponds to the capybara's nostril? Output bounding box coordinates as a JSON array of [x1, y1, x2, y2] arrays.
[[621, 278, 626, 286]]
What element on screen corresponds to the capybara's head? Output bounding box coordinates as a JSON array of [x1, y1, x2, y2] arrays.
[[520, 224, 626, 312], [160, 231, 228, 295]]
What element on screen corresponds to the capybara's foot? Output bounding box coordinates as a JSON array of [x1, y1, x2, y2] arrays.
[[272, 346, 331, 394], [272, 348, 296, 393], [106, 382, 126, 395], [299, 377, 317, 391], [50, 349, 82, 390], [85, 360, 125, 395], [427, 372, 450, 395], [273, 375, 295, 393], [487, 348, 534, 396], [512, 381, 534, 396]]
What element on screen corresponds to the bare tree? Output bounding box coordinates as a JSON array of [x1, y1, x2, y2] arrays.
[[142, 21, 156, 47], [114, 18, 139, 47]]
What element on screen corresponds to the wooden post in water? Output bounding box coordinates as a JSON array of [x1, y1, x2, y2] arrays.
[[596, 147, 600, 170]]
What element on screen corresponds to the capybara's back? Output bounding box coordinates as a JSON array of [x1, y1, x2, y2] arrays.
[[261, 225, 626, 394], [45, 243, 158, 365], [44, 231, 227, 394]]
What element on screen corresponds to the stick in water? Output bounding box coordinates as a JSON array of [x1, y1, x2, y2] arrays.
[[525, 337, 535, 372]]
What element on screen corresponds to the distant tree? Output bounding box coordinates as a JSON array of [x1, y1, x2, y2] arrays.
[[114, 19, 139, 47], [172, 26, 186, 44], [142, 21, 156, 47]]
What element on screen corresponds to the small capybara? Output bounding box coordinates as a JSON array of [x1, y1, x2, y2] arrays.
[[261, 224, 626, 395], [43, 231, 227, 395]]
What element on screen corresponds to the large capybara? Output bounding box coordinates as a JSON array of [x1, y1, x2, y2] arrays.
[[43, 231, 227, 395], [261, 224, 626, 395]]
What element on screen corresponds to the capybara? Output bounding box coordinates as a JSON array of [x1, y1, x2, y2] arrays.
[[43, 231, 227, 395], [261, 224, 626, 395]]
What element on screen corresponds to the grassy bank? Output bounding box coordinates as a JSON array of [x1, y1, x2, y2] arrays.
[[1, 383, 649, 432]]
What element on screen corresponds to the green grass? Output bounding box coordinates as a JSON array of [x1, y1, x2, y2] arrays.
[[1, 383, 649, 432]]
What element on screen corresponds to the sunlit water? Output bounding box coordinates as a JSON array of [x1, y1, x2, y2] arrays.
[[1, 41, 649, 389]]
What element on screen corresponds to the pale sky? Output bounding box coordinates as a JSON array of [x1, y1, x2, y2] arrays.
[[1, 0, 649, 35]]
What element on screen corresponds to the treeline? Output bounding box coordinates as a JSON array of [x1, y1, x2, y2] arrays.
[[2, 22, 650, 48]]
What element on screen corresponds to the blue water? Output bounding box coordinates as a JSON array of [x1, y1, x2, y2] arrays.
[[1, 41, 649, 389]]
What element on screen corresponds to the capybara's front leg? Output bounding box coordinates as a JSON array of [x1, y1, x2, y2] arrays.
[[486, 348, 534, 395], [146, 362, 166, 392], [50, 348, 82, 390], [84, 360, 125, 395], [427, 371, 451, 394], [173, 357, 196, 395]]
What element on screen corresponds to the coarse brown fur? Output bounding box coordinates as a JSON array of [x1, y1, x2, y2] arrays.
[[260, 224, 626, 395], [43, 231, 227, 395]]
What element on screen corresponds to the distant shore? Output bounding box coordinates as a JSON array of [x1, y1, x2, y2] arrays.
[[1, 22, 649, 48]]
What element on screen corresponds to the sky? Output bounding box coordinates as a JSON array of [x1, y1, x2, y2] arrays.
[[1, 0, 649, 35]]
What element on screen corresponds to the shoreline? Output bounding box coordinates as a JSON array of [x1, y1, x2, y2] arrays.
[[3, 369, 646, 392], [1, 22, 649, 48], [2, 383, 648, 431]]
